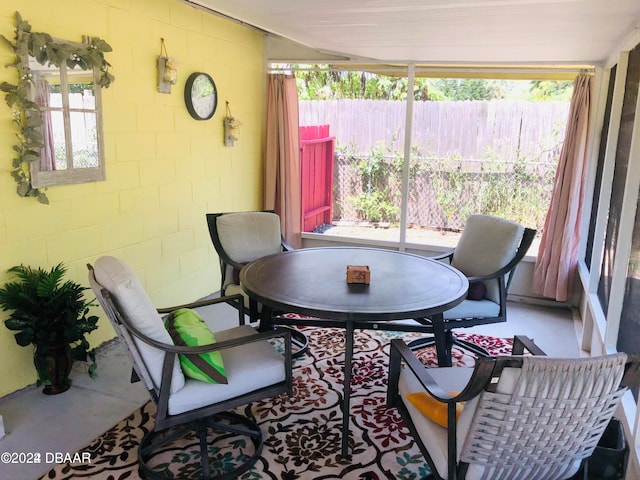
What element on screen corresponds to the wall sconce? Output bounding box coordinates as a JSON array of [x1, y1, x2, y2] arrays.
[[224, 101, 241, 147], [157, 38, 178, 94]]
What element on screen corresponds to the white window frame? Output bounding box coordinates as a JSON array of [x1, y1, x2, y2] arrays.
[[577, 37, 640, 476]]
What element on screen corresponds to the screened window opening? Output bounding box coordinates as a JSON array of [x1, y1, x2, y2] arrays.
[[295, 67, 573, 252]]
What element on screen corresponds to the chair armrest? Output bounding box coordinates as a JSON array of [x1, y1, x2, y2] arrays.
[[511, 335, 546, 356], [175, 328, 291, 355], [463, 268, 519, 287], [156, 293, 245, 326], [281, 237, 295, 252], [622, 355, 640, 388], [465, 268, 519, 284], [122, 313, 288, 356], [388, 339, 491, 405], [182, 329, 290, 358], [389, 338, 449, 400], [465, 272, 502, 283], [156, 293, 244, 314], [388, 336, 545, 407], [430, 249, 455, 262]]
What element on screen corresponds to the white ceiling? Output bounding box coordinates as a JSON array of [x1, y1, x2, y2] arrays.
[[184, 0, 640, 67]]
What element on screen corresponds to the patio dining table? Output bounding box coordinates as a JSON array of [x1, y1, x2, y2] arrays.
[[240, 246, 468, 458]]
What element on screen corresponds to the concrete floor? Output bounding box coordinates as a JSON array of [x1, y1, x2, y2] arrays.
[[0, 300, 581, 480]]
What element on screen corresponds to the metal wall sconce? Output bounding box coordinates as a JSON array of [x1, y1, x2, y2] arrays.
[[224, 101, 241, 146], [157, 38, 177, 94]]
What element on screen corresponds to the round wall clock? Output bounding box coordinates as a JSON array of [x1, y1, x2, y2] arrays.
[[184, 72, 217, 120]]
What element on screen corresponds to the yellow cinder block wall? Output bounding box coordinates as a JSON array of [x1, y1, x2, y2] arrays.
[[0, 0, 265, 397]]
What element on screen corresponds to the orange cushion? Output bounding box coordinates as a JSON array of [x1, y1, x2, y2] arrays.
[[406, 391, 463, 427]]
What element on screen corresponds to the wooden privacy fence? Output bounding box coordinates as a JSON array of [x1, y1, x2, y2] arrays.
[[300, 99, 569, 163], [299, 126, 335, 232]]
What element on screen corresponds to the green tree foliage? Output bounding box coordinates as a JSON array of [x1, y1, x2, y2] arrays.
[[296, 69, 408, 100], [295, 66, 442, 100], [528, 80, 574, 101], [429, 78, 507, 100], [348, 142, 401, 223], [294, 65, 573, 102]]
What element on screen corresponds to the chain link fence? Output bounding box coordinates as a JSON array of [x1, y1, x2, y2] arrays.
[[331, 152, 556, 233]]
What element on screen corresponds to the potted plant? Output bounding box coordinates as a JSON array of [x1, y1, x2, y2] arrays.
[[0, 263, 99, 394]]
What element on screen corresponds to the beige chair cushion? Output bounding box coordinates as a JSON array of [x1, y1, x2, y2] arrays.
[[451, 214, 524, 303], [93, 256, 186, 393], [443, 298, 500, 320], [216, 212, 283, 264], [168, 324, 287, 415]]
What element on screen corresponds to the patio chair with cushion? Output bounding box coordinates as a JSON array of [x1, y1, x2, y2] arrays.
[[387, 336, 636, 480], [206, 210, 308, 357], [400, 214, 536, 366], [88, 256, 293, 479]]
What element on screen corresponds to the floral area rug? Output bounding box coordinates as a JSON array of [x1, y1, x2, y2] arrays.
[[38, 327, 512, 480]]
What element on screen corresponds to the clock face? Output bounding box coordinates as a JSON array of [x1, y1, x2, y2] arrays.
[[184, 72, 217, 120]]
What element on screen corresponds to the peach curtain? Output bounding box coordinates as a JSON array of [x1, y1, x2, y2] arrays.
[[264, 74, 302, 248], [533, 74, 592, 301]]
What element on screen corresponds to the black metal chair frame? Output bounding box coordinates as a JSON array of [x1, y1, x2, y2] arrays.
[[206, 211, 309, 358], [88, 264, 293, 480], [406, 227, 537, 361]]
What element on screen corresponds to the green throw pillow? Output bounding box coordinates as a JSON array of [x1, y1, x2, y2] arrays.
[[165, 308, 227, 384]]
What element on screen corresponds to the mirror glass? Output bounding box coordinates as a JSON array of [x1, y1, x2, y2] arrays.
[[27, 48, 104, 188]]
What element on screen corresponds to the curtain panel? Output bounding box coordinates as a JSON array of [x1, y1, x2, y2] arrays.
[[533, 74, 592, 302], [35, 79, 56, 171], [264, 74, 302, 248]]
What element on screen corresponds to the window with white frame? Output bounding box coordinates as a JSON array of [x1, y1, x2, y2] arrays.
[[582, 42, 640, 401], [604, 45, 640, 399], [585, 65, 617, 271], [597, 45, 640, 315]]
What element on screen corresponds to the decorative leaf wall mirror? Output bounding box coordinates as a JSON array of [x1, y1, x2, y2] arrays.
[[0, 12, 114, 203]]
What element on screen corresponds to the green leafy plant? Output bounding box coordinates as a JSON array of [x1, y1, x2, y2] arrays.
[[349, 142, 401, 223], [0, 11, 114, 203], [429, 154, 476, 228], [351, 191, 399, 223], [0, 263, 99, 381]]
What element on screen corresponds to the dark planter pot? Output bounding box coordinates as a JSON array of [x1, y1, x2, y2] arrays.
[[34, 344, 73, 395]]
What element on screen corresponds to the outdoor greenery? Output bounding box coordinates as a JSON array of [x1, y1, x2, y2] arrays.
[[339, 147, 556, 233], [295, 66, 572, 101], [427, 153, 556, 230], [0, 11, 113, 203], [427, 154, 474, 226], [350, 142, 401, 223]]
